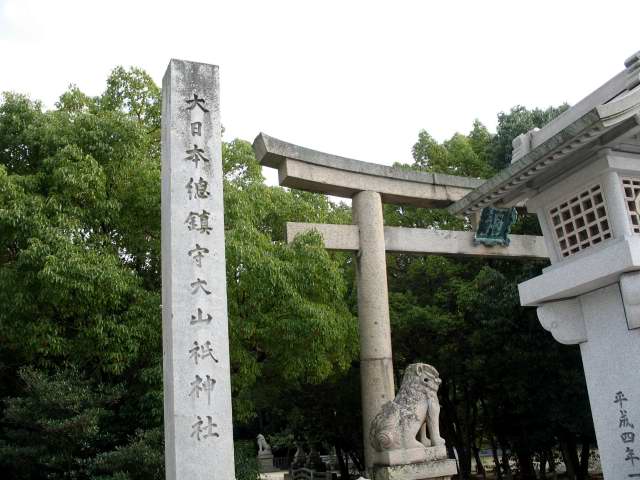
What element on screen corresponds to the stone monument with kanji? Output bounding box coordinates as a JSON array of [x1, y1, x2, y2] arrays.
[[161, 59, 235, 480]]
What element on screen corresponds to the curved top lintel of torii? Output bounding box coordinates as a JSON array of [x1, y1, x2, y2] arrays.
[[253, 132, 484, 208]]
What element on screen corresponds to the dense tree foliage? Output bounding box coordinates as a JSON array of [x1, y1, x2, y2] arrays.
[[384, 120, 594, 479], [0, 67, 593, 480], [0, 68, 356, 480], [491, 105, 569, 170]]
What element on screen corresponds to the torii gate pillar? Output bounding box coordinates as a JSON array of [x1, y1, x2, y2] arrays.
[[353, 190, 396, 469]]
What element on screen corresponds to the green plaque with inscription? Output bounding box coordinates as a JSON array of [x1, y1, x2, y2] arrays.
[[474, 207, 517, 246]]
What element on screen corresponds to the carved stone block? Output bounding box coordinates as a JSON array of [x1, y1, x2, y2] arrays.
[[537, 298, 587, 345], [375, 445, 446, 466], [372, 459, 457, 480], [258, 452, 276, 473]]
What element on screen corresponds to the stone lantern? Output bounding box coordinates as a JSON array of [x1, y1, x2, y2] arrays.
[[449, 51, 640, 479]]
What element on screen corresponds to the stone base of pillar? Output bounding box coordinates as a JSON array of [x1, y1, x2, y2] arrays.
[[258, 453, 276, 472], [371, 459, 457, 480]]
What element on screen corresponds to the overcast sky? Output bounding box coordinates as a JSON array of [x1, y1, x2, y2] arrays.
[[1, 0, 639, 175]]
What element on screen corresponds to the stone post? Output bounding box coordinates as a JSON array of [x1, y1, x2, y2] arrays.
[[578, 283, 640, 479], [352, 190, 396, 470], [161, 59, 235, 480], [535, 281, 640, 479]]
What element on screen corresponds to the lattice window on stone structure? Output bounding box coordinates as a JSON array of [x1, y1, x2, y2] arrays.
[[548, 184, 612, 258], [622, 177, 640, 234]]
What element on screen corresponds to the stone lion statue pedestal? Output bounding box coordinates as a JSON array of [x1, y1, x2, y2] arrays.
[[369, 364, 457, 480], [372, 458, 457, 480], [376, 444, 447, 466], [257, 434, 276, 473]]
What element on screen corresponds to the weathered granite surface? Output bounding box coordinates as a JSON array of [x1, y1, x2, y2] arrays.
[[254, 133, 482, 189], [578, 284, 640, 479], [285, 222, 548, 259], [370, 364, 445, 467], [372, 459, 457, 480], [161, 59, 234, 480], [253, 133, 483, 208], [257, 433, 272, 454], [353, 191, 396, 469]]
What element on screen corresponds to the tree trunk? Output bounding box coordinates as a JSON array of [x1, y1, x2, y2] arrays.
[[515, 445, 536, 480], [457, 446, 473, 479], [347, 450, 364, 474], [539, 450, 547, 479], [440, 381, 472, 479], [548, 448, 558, 480], [577, 437, 590, 480], [457, 389, 479, 480], [498, 435, 513, 480], [490, 436, 503, 480], [473, 444, 487, 479], [547, 448, 557, 480], [559, 434, 579, 480], [335, 444, 350, 480]]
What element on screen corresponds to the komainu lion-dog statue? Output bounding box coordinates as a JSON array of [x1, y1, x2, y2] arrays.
[[370, 363, 446, 466]]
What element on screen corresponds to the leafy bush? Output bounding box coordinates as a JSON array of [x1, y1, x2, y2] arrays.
[[235, 440, 260, 480]]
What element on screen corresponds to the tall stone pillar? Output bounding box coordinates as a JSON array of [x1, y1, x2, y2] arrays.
[[353, 190, 396, 470], [161, 59, 235, 480]]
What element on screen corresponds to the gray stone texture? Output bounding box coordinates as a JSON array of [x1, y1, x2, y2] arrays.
[[579, 284, 640, 479], [258, 453, 276, 473], [519, 152, 640, 306], [370, 364, 446, 467], [372, 459, 457, 480], [353, 191, 396, 469], [520, 235, 640, 305], [253, 133, 483, 208], [285, 222, 548, 259], [161, 59, 235, 480]]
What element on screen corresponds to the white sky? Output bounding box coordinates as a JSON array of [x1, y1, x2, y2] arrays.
[[1, 0, 639, 178]]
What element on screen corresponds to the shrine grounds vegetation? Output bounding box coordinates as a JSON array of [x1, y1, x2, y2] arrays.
[[0, 67, 594, 480]]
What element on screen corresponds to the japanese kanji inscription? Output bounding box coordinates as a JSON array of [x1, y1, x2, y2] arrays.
[[161, 59, 234, 480], [613, 390, 640, 477]]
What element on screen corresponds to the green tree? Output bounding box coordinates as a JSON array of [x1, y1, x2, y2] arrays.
[[100, 66, 161, 130], [0, 65, 592, 480], [222, 140, 357, 422], [0, 67, 357, 479], [0, 72, 164, 479], [491, 104, 569, 170], [411, 124, 494, 178], [0, 367, 123, 479]]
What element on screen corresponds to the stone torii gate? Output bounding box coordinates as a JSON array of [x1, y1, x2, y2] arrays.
[[252, 133, 548, 471]]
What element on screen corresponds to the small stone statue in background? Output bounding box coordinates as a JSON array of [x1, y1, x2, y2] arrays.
[[257, 434, 276, 473], [370, 363, 446, 465], [257, 433, 272, 455], [291, 442, 307, 469], [305, 444, 327, 472], [291, 442, 307, 468]]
